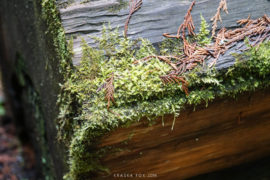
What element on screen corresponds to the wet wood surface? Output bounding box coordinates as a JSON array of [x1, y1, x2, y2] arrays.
[[99, 89, 270, 179], [56, 0, 270, 65]]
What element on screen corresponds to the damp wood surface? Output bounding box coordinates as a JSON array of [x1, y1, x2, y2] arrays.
[[97, 88, 270, 179], [56, 0, 270, 65]]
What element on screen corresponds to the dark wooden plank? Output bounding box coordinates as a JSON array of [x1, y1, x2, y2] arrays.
[[57, 0, 270, 65], [98, 89, 270, 179], [0, 0, 68, 179]]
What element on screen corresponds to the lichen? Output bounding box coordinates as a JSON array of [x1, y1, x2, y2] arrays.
[[56, 22, 270, 179]]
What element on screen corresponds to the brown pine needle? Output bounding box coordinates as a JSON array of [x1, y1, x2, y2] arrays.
[[105, 73, 115, 110], [160, 74, 189, 96], [177, 0, 196, 38], [163, 33, 179, 38], [211, 0, 228, 37], [183, 38, 196, 57], [163, 0, 196, 39], [124, 0, 143, 38], [133, 55, 178, 70], [137, 14, 270, 97], [237, 15, 251, 26]]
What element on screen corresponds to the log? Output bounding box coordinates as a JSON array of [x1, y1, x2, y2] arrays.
[[57, 0, 270, 65], [1, 0, 270, 179], [99, 89, 270, 179], [0, 0, 67, 179], [56, 0, 270, 178]]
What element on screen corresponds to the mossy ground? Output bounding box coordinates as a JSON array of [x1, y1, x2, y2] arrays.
[[40, 1, 270, 179]]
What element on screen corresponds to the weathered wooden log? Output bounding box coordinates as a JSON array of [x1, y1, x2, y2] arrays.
[[99, 89, 270, 179], [56, 0, 270, 179], [1, 0, 270, 180], [57, 0, 270, 65], [0, 0, 68, 179]]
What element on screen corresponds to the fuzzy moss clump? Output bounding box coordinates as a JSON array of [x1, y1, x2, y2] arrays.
[[58, 22, 270, 179]]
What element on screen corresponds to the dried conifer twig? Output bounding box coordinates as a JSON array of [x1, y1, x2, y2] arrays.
[[183, 38, 196, 57], [237, 15, 251, 26], [211, 0, 228, 37], [185, 62, 198, 70], [177, 1, 196, 38], [96, 82, 106, 93], [163, 1, 196, 39], [133, 55, 178, 70], [160, 74, 189, 95], [141, 13, 270, 97], [105, 73, 115, 110], [225, 18, 269, 46], [124, 0, 143, 38], [162, 33, 179, 38], [160, 74, 187, 85], [181, 81, 189, 96]]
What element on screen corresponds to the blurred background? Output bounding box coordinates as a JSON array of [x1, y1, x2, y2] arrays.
[[0, 73, 36, 180]]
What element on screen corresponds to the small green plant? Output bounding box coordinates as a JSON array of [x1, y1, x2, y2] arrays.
[[197, 14, 211, 46]]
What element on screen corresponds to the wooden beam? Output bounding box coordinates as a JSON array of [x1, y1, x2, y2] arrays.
[[57, 0, 270, 65], [98, 89, 270, 179]]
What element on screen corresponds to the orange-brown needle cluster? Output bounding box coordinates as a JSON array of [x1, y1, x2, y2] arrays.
[[104, 0, 270, 111], [137, 0, 270, 96], [124, 0, 143, 38]]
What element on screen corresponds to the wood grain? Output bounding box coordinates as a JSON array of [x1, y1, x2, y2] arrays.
[[56, 0, 270, 65], [98, 89, 270, 179]]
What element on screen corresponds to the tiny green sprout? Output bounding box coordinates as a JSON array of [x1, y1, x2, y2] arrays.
[[197, 14, 211, 46]]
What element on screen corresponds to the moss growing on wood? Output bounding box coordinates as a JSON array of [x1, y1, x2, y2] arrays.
[[41, 0, 73, 80], [40, 1, 270, 178], [33, 0, 270, 179], [40, 0, 74, 178], [56, 21, 270, 179]]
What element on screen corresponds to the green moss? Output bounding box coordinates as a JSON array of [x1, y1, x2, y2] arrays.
[[39, 1, 270, 177], [159, 38, 183, 56], [67, 36, 75, 57], [41, 0, 73, 80], [196, 14, 211, 46], [56, 20, 270, 179], [40, 0, 74, 178]]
